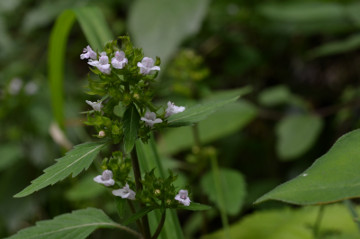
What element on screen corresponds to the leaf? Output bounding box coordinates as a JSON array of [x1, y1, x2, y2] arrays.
[[167, 93, 242, 127], [128, 0, 210, 65], [202, 204, 360, 239], [5, 208, 137, 239], [159, 100, 257, 155], [258, 85, 291, 106], [64, 173, 106, 201], [14, 142, 106, 198], [276, 114, 323, 160], [124, 206, 156, 226], [201, 168, 246, 216], [178, 202, 211, 211], [0, 143, 22, 170], [136, 137, 185, 239], [256, 129, 360, 205], [123, 103, 140, 154]]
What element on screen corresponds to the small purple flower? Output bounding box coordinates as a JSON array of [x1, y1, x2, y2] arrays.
[[175, 189, 191, 206], [112, 183, 136, 200], [8, 78, 23, 95], [137, 57, 160, 75], [165, 101, 185, 117], [141, 112, 163, 127], [85, 100, 103, 112], [88, 52, 111, 74], [111, 51, 128, 69], [80, 45, 97, 60], [93, 170, 115, 186]]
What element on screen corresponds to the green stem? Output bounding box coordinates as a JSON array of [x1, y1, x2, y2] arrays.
[[313, 205, 324, 238], [151, 209, 166, 239], [210, 154, 231, 239], [131, 150, 151, 239], [128, 200, 145, 235], [344, 199, 360, 232]]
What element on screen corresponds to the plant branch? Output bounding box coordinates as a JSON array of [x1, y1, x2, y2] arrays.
[[151, 209, 166, 239]]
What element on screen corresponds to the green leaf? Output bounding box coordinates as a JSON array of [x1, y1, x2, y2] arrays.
[[128, 0, 210, 65], [201, 168, 246, 216], [5, 208, 138, 239], [136, 137, 185, 239], [202, 204, 360, 239], [258, 85, 291, 106], [178, 202, 211, 211], [123, 103, 140, 154], [14, 142, 106, 198], [159, 100, 257, 155], [65, 173, 106, 201], [167, 92, 243, 127], [124, 206, 156, 226], [276, 114, 323, 160], [256, 129, 360, 205]]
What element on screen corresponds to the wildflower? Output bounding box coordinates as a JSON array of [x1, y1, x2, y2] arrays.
[[98, 130, 105, 138], [93, 170, 115, 186], [80, 45, 97, 60], [8, 78, 23, 95], [24, 82, 38, 95], [111, 51, 128, 69], [88, 52, 111, 74], [141, 112, 163, 127], [112, 183, 136, 200], [175, 189, 191, 206], [86, 100, 103, 112], [165, 101, 185, 117], [137, 57, 160, 75]]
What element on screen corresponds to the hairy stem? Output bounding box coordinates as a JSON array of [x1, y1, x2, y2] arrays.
[[151, 209, 166, 239], [131, 150, 151, 239]]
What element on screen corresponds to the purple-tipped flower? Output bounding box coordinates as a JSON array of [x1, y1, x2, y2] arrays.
[[141, 112, 163, 127], [137, 57, 160, 75], [165, 101, 185, 117], [93, 170, 115, 186], [80, 45, 97, 60], [88, 52, 111, 74], [112, 183, 136, 200], [111, 51, 128, 69], [175, 189, 191, 206], [85, 100, 103, 112]]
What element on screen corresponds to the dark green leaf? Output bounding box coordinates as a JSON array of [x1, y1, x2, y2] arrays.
[[124, 206, 156, 226], [15, 142, 106, 198], [123, 103, 140, 153]]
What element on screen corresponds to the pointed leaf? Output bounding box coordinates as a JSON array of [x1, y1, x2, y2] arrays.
[[123, 103, 140, 153], [256, 129, 360, 205], [5, 208, 139, 239], [15, 142, 106, 198]]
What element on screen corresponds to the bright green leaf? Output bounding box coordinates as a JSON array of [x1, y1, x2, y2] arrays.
[[201, 168, 246, 216], [178, 202, 211, 211], [276, 114, 323, 160], [128, 0, 210, 65], [5, 208, 139, 239], [256, 129, 360, 205], [14, 142, 106, 198], [123, 103, 140, 153], [159, 100, 257, 155]]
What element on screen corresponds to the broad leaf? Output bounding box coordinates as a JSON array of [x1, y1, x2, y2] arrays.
[[178, 202, 212, 211], [5, 208, 139, 239], [123, 103, 140, 153], [128, 0, 209, 65], [276, 114, 323, 160], [256, 129, 360, 205], [258, 85, 291, 106], [15, 142, 106, 198], [201, 168, 246, 216]]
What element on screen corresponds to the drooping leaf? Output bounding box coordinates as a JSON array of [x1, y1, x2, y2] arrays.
[[276, 114, 323, 160], [256, 129, 360, 205], [201, 168, 246, 216], [178, 202, 212, 211], [15, 142, 106, 198], [128, 0, 210, 65], [202, 204, 360, 239], [5, 208, 139, 239], [123, 103, 140, 153], [159, 100, 257, 155]]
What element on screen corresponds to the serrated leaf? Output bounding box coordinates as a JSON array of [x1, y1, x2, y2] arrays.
[[256, 129, 360, 205], [5, 208, 135, 239], [201, 168, 246, 216], [178, 202, 211, 211], [15, 142, 106, 198], [276, 114, 323, 160], [123, 103, 140, 153]]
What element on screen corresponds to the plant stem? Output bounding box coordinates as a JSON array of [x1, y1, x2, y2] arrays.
[[344, 199, 360, 232], [151, 209, 166, 239], [131, 150, 151, 239], [313, 205, 324, 238], [128, 200, 145, 235]]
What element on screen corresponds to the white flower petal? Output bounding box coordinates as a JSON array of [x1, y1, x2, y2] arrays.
[[137, 57, 160, 75]]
